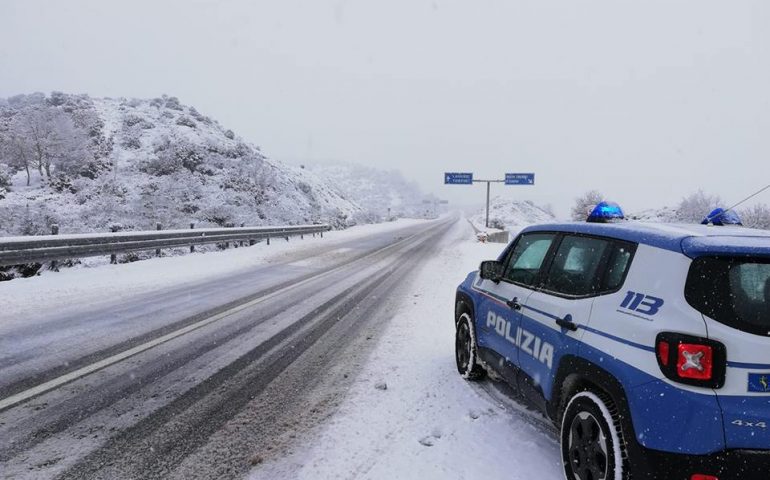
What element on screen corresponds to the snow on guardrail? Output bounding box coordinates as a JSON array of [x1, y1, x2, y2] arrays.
[[0, 224, 331, 266]]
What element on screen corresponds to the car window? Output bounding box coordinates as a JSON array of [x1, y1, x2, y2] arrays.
[[543, 235, 611, 296], [602, 242, 635, 291], [686, 257, 770, 336], [502, 233, 556, 287]]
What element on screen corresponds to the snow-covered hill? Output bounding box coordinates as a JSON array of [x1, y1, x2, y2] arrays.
[[625, 206, 680, 223], [0, 93, 420, 236], [308, 162, 425, 221], [470, 197, 556, 231]]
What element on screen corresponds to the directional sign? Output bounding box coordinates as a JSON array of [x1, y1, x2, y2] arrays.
[[444, 172, 473, 185], [505, 173, 535, 185]]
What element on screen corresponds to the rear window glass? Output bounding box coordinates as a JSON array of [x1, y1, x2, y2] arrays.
[[541, 235, 635, 297], [685, 257, 770, 337], [544, 236, 611, 296]]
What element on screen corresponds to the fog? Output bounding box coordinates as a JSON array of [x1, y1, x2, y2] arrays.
[[1, 0, 768, 216]]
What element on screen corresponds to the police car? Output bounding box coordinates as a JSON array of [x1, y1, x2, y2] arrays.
[[454, 202, 770, 480]]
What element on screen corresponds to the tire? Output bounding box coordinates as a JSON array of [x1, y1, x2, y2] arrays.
[[455, 312, 485, 380], [561, 390, 625, 480]]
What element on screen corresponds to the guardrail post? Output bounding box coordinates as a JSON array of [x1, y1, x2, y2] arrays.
[[110, 224, 119, 264], [225, 222, 233, 249], [239, 223, 245, 247], [320, 230, 324, 238], [267, 236, 270, 246], [50, 224, 59, 272], [156, 222, 162, 256], [190, 223, 195, 253]]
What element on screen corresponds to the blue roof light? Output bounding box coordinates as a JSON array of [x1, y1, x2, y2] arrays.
[[701, 208, 742, 226], [587, 201, 625, 223]]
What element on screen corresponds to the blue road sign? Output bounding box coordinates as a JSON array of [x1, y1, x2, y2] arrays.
[[505, 173, 535, 185], [444, 172, 473, 185]]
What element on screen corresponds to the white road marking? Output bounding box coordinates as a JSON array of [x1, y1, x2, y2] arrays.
[[0, 225, 438, 412]]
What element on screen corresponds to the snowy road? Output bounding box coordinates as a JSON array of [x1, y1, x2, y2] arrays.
[[0, 217, 457, 479], [253, 219, 563, 480]]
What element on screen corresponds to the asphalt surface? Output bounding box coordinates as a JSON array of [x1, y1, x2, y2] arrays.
[[0, 217, 456, 479]]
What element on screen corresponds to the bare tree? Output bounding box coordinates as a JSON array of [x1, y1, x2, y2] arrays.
[[571, 190, 604, 220], [676, 190, 722, 223], [0, 127, 33, 186], [740, 203, 770, 230], [0, 106, 88, 183]]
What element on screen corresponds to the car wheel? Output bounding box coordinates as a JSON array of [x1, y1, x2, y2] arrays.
[[561, 390, 625, 480], [455, 312, 485, 380]]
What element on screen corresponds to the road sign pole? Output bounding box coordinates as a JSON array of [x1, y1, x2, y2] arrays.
[[485, 181, 491, 228], [444, 172, 534, 230]]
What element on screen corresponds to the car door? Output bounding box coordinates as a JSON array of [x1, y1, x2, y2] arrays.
[[474, 232, 558, 382], [684, 254, 770, 449], [520, 234, 635, 404]]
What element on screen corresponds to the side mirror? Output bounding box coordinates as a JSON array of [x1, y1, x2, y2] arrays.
[[479, 260, 504, 282]]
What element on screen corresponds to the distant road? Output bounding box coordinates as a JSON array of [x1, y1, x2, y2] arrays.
[[0, 216, 456, 480]]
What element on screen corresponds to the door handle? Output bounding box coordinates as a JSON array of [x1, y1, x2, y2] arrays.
[[555, 314, 578, 331], [507, 297, 522, 311]]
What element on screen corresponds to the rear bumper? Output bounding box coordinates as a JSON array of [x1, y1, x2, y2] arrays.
[[633, 446, 770, 480]]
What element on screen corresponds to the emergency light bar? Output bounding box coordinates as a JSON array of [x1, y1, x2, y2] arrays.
[[586, 201, 625, 223], [701, 208, 742, 226]]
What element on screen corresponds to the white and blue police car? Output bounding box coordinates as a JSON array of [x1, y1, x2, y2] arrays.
[[454, 202, 770, 480]]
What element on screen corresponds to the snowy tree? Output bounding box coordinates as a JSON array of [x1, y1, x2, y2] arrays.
[[0, 163, 11, 189], [0, 106, 89, 181], [676, 191, 722, 223], [570, 190, 604, 220], [0, 163, 11, 199], [0, 123, 33, 186], [740, 204, 770, 230]]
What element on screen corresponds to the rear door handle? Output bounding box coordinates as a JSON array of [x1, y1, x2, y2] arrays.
[[555, 314, 578, 331]]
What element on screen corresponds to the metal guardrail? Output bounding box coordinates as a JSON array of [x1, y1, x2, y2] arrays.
[[466, 218, 509, 244], [0, 224, 331, 266], [485, 231, 510, 244]]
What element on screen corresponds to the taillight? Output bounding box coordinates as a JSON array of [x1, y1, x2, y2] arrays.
[[656, 340, 670, 366], [676, 343, 713, 380], [655, 332, 726, 389], [691, 474, 719, 480]]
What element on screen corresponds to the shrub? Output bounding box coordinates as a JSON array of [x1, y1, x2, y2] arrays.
[[164, 96, 183, 111], [175, 115, 196, 128], [0, 164, 12, 190], [200, 205, 234, 227], [676, 191, 722, 223], [570, 190, 604, 220]]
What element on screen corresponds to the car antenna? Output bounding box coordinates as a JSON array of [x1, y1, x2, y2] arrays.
[[704, 183, 770, 224]]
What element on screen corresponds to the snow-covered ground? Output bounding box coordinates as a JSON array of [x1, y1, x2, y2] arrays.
[[469, 197, 556, 234], [252, 219, 563, 480], [3, 214, 564, 479], [0, 218, 429, 329]]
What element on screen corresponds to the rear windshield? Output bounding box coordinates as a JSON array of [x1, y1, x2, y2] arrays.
[[685, 256, 770, 336]]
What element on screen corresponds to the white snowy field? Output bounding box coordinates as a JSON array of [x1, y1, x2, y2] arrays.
[[0, 218, 429, 329], [252, 220, 563, 480]]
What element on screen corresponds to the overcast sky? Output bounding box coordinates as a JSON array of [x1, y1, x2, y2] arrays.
[[1, 0, 768, 216]]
